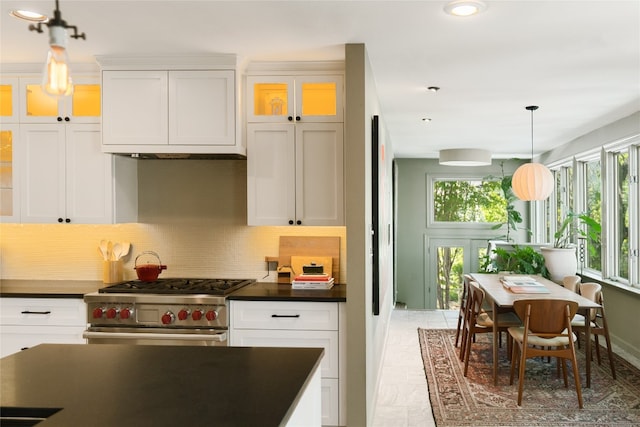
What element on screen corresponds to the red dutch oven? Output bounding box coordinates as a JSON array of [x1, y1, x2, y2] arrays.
[[134, 251, 167, 282]]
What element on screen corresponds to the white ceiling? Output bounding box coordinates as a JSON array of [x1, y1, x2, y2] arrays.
[[1, 0, 639, 159]]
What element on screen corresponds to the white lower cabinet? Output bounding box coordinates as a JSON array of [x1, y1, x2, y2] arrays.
[[230, 300, 345, 426], [0, 298, 87, 358]]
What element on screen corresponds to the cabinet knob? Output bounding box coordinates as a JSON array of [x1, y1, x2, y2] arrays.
[[288, 116, 293, 122], [288, 220, 294, 225], [58, 218, 63, 223], [296, 220, 302, 225], [65, 218, 71, 223], [295, 116, 301, 121], [57, 117, 63, 122], [64, 117, 70, 122]]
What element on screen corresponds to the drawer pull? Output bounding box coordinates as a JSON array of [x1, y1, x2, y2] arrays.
[[21, 310, 52, 315], [271, 314, 300, 318]]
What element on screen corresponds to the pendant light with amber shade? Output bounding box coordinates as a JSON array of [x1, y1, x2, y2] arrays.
[[511, 106, 554, 200]]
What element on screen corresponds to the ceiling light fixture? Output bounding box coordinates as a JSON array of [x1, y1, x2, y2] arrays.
[[511, 106, 554, 201], [27, 0, 86, 97], [444, 0, 487, 17], [9, 10, 48, 22], [427, 86, 440, 92], [439, 148, 491, 166]]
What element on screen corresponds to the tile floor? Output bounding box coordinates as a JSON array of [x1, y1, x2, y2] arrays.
[[371, 307, 640, 427]]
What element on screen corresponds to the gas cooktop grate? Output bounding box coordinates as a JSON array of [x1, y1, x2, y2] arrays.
[[99, 278, 255, 295]]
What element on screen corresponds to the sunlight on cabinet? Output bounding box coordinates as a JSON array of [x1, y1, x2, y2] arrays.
[[72, 84, 100, 116], [0, 85, 13, 117], [25, 83, 100, 118], [0, 130, 13, 216], [301, 82, 337, 116], [25, 84, 58, 117]]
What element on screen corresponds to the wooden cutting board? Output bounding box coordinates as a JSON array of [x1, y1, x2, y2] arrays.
[[278, 236, 340, 281]]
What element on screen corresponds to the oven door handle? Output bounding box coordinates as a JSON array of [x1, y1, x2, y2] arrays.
[[83, 331, 227, 342]]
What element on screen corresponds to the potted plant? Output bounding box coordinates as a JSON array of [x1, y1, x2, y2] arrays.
[[541, 212, 601, 282], [480, 245, 550, 279]]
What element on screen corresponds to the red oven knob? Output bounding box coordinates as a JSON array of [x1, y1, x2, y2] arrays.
[[106, 308, 119, 319], [161, 312, 175, 325], [92, 308, 105, 319], [205, 310, 218, 321], [120, 308, 133, 319], [178, 309, 190, 321], [192, 310, 203, 321]]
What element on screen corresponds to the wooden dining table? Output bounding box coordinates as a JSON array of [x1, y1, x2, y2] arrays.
[[470, 273, 602, 387]]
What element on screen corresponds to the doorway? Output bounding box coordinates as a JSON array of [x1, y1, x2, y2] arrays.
[[427, 238, 487, 309]]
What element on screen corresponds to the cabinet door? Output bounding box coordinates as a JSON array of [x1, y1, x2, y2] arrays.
[[294, 75, 343, 123], [20, 125, 66, 223], [0, 77, 19, 123], [0, 124, 20, 222], [102, 70, 168, 146], [296, 123, 344, 226], [0, 325, 86, 358], [246, 76, 294, 123], [247, 123, 296, 225], [65, 124, 113, 223], [169, 70, 235, 146], [19, 77, 100, 124]]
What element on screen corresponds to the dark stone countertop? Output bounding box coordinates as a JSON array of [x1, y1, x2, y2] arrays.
[[0, 280, 103, 298], [0, 343, 323, 427], [229, 282, 346, 302]]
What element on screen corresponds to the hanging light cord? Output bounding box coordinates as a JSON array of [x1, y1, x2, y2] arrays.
[[526, 105, 539, 162]]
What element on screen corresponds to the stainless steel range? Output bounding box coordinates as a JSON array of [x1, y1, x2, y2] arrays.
[[83, 278, 255, 346]]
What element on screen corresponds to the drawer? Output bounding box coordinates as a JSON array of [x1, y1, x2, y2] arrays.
[[0, 325, 86, 358], [0, 298, 86, 326], [230, 300, 338, 331], [229, 329, 339, 378]]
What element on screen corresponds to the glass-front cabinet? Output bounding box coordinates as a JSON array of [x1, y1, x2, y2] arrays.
[[0, 125, 19, 222], [19, 77, 100, 124], [247, 75, 343, 123]]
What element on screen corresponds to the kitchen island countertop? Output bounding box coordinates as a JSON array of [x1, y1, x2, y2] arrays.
[[228, 281, 346, 302], [1, 343, 323, 426], [0, 279, 103, 298]]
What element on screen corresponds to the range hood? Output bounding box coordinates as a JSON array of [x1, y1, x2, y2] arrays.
[[115, 152, 246, 160]]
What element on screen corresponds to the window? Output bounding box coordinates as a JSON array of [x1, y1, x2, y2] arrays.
[[432, 178, 505, 223], [544, 138, 639, 289], [584, 158, 602, 272]]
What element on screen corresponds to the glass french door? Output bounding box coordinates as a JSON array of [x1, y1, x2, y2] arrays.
[[428, 238, 488, 309]]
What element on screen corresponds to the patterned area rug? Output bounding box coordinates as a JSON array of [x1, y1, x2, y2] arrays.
[[418, 329, 640, 426]]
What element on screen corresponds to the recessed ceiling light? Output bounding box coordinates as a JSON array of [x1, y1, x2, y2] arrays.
[[9, 9, 48, 22], [443, 0, 487, 17], [427, 86, 440, 92], [422, 118, 432, 123]]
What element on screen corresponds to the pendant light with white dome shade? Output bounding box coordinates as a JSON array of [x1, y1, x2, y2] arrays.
[[511, 106, 554, 201]]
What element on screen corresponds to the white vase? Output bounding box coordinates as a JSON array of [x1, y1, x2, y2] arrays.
[[541, 247, 578, 283]]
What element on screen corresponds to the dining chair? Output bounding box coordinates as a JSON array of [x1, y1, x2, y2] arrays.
[[455, 274, 473, 347], [508, 299, 583, 409], [571, 282, 616, 379], [461, 281, 521, 376], [562, 275, 581, 293]]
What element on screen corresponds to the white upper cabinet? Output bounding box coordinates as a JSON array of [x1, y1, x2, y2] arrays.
[[102, 70, 168, 146], [247, 122, 344, 226], [102, 68, 238, 155], [20, 124, 136, 224], [247, 75, 343, 123]]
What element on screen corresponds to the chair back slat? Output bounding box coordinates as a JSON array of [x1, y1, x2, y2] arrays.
[[579, 282, 602, 321], [562, 275, 581, 293], [513, 299, 578, 335]]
